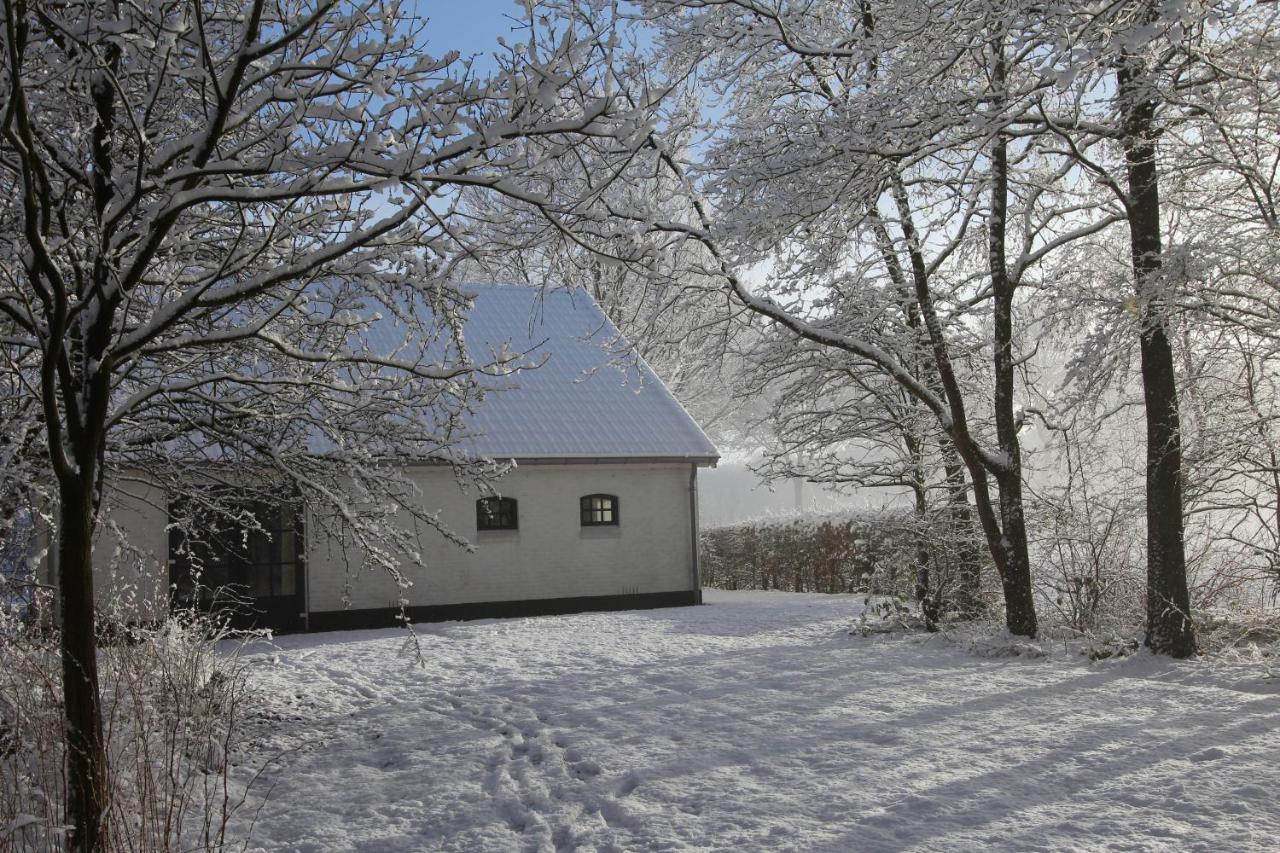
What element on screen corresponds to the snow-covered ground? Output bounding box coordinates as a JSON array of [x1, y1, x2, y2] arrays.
[[234, 591, 1280, 852]]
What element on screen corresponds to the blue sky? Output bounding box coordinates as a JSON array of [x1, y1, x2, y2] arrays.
[[414, 0, 527, 62]]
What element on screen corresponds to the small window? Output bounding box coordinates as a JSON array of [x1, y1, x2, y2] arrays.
[[580, 494, 619, 526], [477, 497, 518, 531]]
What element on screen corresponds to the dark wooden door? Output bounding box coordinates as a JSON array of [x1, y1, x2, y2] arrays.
[[169, 500, 306, 633]]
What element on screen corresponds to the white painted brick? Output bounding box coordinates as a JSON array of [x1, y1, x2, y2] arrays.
[[82, 463, 698, 620], [306, 462, 698, 612]]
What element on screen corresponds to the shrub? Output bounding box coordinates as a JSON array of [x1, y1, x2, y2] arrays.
[[700, 512, 925, 596], [0, 586, 265, 852]]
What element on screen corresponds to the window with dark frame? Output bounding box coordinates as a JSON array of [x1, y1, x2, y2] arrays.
[[580, 494, 619, 526], [169, 496, 303, 606], [476, 496, 518, 531]]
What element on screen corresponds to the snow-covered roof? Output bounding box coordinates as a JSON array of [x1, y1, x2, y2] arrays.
[[409, 285, 719, 462]]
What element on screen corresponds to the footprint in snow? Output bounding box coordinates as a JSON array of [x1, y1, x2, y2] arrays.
[[571, 759, 601, 780], [617, 770, 642, 796]]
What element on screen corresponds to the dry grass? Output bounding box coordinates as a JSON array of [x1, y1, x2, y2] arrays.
[[0, 586, 269, 852]]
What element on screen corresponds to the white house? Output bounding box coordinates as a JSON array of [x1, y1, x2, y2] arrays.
[[65, 285, 719, 633]]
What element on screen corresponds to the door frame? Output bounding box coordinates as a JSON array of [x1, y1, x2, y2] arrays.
[[168, 496, 308, 634]]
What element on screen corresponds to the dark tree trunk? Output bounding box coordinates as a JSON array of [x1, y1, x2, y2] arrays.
[[870, 208, 987, 624], [1117, 52, 1196, 658], [872, 211, 942, 617], [890, 178, 1035, 637], [944, 462, 984, 620], [52, 40, 127, 851], [986, 53, 1038, 639], [57, 474, 109, 852], [904, 430, 937, 628]]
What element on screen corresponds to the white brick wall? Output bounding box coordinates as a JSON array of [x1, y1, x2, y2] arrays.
[[67, 476, 170, 624], [81, 461, 699, 621], [305, 462, 699, 613]]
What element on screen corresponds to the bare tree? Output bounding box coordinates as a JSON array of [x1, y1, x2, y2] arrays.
[[590, 0, 1136, 638], [1031, 1, 1279, 653], [1160, 0, 1280, 608], [0, 0, 633, 847], [1111, 0, 1198, 657], [585, 0, 1276, 653], [455, 75, 746, 438]]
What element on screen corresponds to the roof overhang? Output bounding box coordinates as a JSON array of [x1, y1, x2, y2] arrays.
[[508, 455, 720, 467], [411, 454, 719, 468]]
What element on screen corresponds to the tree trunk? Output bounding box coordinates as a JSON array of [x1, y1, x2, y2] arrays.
[[1117, 53, 1196, 658], [57, 475, 109, 852], [904, 430, 937, 628], [944, 462, 984, 619], [890, 177, 1035, 636], [987, 56, 1038, 639]]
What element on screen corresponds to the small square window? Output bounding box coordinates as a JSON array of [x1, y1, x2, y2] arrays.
[[477, 497, 518, 531], [580, 494, 619, 526]]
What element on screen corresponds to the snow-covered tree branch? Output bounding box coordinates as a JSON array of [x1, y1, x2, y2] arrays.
[[0, 0, 641, 847]]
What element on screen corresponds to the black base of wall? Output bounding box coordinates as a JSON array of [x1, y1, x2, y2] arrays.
[[305, 589, 702, 633]]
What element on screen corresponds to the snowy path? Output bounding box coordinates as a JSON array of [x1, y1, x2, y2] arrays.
[[234, 591, 1280, 851]]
